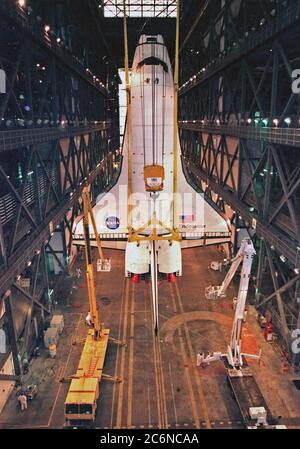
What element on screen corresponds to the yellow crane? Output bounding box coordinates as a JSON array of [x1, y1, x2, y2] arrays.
[[82, 186, 111, 340], [64, 186, 117, 424]]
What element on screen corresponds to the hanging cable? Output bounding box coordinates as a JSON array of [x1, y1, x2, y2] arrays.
[[143, 45, 147, 166], [152, 42, 156, 165], [123, 0, 133, 228], [154, 41, 158, 167], [173, 0, 180, 230], [162, 44, 166, 167], [139, 43, 146, 166]]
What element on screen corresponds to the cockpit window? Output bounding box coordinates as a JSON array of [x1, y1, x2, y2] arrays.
[[137, 57, 168, 73]]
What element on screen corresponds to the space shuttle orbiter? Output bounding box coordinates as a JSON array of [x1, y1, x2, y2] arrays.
[[73, 34, 230, 298]]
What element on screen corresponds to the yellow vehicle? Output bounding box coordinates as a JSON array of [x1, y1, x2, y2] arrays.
[[64, 188, 111, 423], [64, 328, 110, 421], [65, 378, 99, 421]]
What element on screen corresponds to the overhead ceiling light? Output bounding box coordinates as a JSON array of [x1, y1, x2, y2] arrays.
[[284, 117, 291, 126]]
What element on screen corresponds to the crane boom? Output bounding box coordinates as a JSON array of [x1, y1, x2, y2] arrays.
[[82, 187, 102, 340], [205, 238, 255, 300], [64, 187, 112, 422], [197, 239, 277, 429], [201, 238, 259, 368], [228, 239, 256, 366]]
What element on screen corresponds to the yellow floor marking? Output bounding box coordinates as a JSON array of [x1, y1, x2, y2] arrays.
[[127, 283, 135, 428], [169, 362, 178, 426], [55, 366, 64, 383], [147, 287, 162, 428], [143, 289, 152, 428], [47, 313, 83, 427], [110, 277, 126, 428], [174, 281, 211, 429], [149, 285, 169, 429], [156, 329, 169, 428], [169, 284, 201, 429], [147, 379, 152, 427], [115, 279, 130, 428]]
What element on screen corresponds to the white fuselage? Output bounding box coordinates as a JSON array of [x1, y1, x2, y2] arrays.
[[73, 35, 230, 277]]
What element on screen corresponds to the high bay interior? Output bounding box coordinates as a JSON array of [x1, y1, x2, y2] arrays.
[[0, 0, 300, 430]]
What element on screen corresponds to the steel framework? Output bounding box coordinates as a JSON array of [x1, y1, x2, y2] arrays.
[[102, 0, 177, 17], [179, 0, 300, 366], [0, 0, 120, 373]]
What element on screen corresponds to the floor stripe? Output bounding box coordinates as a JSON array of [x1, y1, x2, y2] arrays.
[[169, 362, 178, 426], [48, 313, 83, 428], [149, 285, 168, 429], [110, 277, 126, 428], [150, 298, 163, 428], [169, 284, 201, 429], [174, 281, 211, 429], [115, 279, 130, 428], [127, 283, 135, 428]]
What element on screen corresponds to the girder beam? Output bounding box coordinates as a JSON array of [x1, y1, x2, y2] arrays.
[[0, 158, 108, 299], [183, 158, 299, 267]]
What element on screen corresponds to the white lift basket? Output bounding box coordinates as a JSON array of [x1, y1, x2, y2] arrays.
[[97, 259, 111, 272]]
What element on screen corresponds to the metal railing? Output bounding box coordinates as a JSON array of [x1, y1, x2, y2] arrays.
[[0, 122, 110, 153], [0, 168, 58, 226], [73, 230, 232, 242], [184, 158, 300, 266], [179, 122, 300, 148], [0, 158, 108, 298]]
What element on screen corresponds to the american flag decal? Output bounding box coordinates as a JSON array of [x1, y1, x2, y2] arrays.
[[179, 215, 195, 223]]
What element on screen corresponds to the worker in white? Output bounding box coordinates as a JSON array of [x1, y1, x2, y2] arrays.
[[85, 312, 92, 327], [18, 394, 28, 411], [233, 297, 238, 310], [197, 353, 205, 367]]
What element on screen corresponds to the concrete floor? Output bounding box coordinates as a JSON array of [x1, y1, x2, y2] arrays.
[[1, 245, 300, 429]]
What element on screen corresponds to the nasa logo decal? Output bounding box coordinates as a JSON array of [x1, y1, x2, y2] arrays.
[[106, 216, 120, 230]]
